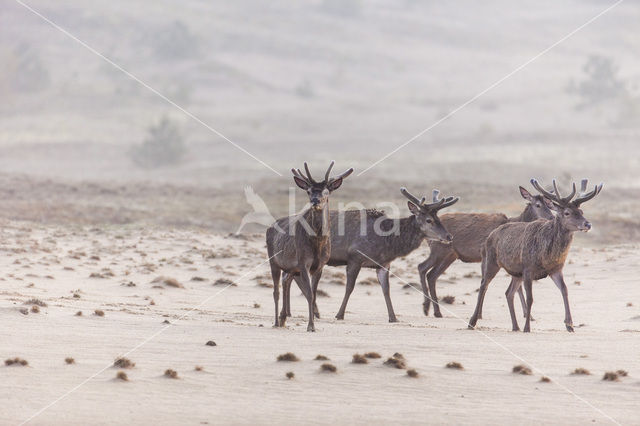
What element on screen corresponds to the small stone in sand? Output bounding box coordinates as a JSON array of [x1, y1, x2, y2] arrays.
[[114, 358, 135, 369], [116, 371, 128, 381], [540, 376, 551, 383], [65, 357, 75, 364], [512, 365, 532, 375], [571, 368, 591, 375], [286, 371, 295, 379], [364, 352, 381, 359], [94, 310, 105, 317], [5, 358, 28, 366], [352, 354, 368, 364], [407, 369, 419, 378], [314, 355, 329, 361], [205, 340, 217, 347], [602, 372, 619, 381], [446, 362, 464, 370]]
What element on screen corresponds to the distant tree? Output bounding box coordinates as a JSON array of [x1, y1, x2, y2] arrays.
[[567, 55, 627, 108], [131, 116, 186, 168], [320, 0, 362, 18], [9, 43, 50, 92], [152, 20, 199, 60]]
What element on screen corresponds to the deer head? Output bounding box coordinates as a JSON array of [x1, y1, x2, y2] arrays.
[[292, 161, 353, 211], [531, 178, 603, 232], [401, 187, 458, 243], [519, 186, 555, 220]]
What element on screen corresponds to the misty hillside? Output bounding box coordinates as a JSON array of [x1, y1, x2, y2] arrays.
[[0, 0, 639, 237]]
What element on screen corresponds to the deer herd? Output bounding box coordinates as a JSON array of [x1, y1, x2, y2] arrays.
[[266, 161, 603, 333]]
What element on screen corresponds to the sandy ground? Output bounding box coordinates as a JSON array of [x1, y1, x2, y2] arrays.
[[1, 220, 639, 425]]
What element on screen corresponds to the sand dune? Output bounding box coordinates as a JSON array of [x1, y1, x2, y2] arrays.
[[1, 221, 638, 425]]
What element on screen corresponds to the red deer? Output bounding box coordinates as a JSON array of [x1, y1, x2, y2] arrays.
[[282, 187, 458, 323], [266, 162, 353, 331], [468, 179, 603, 332], [419, 186, 554, 318]]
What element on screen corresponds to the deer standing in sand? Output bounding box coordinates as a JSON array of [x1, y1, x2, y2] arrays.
[[468, 179, 603, 332], [282, 187, 458, 323], [266, 162, 353, 332], [419, 185, 555, 318]]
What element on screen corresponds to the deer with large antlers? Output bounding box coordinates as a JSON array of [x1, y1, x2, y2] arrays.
[[468, 179, 603, 332], [281, 187, 458, 323], [419, 185, 555, 319], [266, 161, 353, 332]]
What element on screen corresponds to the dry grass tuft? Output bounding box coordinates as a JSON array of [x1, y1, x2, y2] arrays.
[[571, 368, 591, 375], [320, 363, 337, 373], [352, 354, 368, 364], [213, 278, 236, 287], [116, 371, 128, 381], [616, 369, 628, 377], [316, 289, 330, 298], [24, 298, 47, 307], [5, 358, 28, 366], [602, 371, 619, 381], [407, 369, 419, 378], [19, 308, 29, 315], [384, 357, 406, 369], [441, 295, 455, 304], [286, 371, 295, 379], [205, 340, 217, 346], [314, 355, 329, 361], [164, 369, 179, 379], [65, 357, 75, 364], [114, 358, 135, 369], [540, 376, 551, 383], [195, 366, 204, 371], [392, 352, 404, 360], [94, 309, 105, 317], [364, 352, 381, 359], [30, 305, 40, 313], [277, 352, 299, 362], [75, 311, 82, 316], [512, 365, 532, 375], [190, 276, 207, 282], [446, 361, 464, 370]]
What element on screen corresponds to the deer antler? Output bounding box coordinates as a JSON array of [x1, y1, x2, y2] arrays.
[[291, 168, 309, 183], [573, 179, 603, 206], [324, 161, 334, 183], [401, 187, 459, 211], [327, 165, 354, 184], [400, 187, 425, 206], [303, 162, 317, 184]]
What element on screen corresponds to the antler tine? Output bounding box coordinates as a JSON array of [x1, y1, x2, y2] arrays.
[[303, 162, 316, 184], [328, 167, 354, 183], [400, 187, 423, 206], [324, 161, 335, 183], [552, 179, 563, 201], [531, 179, 557, 202], [573, 182, 604, 206], [432, 189, 440, 203], [580, 179, 588, 193], [437, 196, 459, 211], [291, 168, 307, 181]]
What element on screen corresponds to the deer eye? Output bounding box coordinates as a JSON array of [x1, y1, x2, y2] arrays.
[[564, 211, 570, 216], [535, 203, 541, 208], [426, 218, 433, 224]]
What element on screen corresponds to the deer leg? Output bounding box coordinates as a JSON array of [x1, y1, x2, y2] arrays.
[[377, 265, 397, 323], [550, 271, 574, 332], [468, 250, 500, 329], [336, 261, 361, 320], [270, 263, 282, 327], [516, 285, 535, 321], [505, 277, 523, 332], [293, 269, 315, 332], [279, 272, 294, 325], [418, 255, 437, 316], [522, 274, 534, 333], [311, 269, 323, 319], [427, 252, 457, 318]]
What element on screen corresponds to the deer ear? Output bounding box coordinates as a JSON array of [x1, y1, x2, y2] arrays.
[[293, 176, 310, 190], [519, 186, 533, 202], [407, 201, 421, 215], [327, 177, 343, 192]]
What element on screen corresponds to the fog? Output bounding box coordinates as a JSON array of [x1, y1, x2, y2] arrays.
[[1, 0, 639, 239]]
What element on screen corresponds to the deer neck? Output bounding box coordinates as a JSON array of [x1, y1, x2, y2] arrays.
[[546, 216, 574, 265], [386, 216, 425, 258], [303, 203, 330, 241], [509, 204, 536, 223]]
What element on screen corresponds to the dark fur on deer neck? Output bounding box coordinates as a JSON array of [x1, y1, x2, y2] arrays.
[[508, 203, 540, 223], [299, 204, 331, 253], [382, 215, 425, 260]]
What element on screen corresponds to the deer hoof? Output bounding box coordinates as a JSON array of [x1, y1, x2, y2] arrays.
[[512, 326, 520, 332], [389, 317, 398, 323], [335, 313, 344, 320], [314, 312, 321, 319], [467, 324, 475, 330], [523, 327, 531, 333], [566, 324, 574, 332], [307, 325, 316, 332], [423, 303, 430, 316], [434, 311, 443, 318]]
